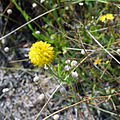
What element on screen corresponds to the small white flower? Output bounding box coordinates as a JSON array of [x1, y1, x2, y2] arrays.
[[79, 2, 84, 6], [37, 93, 45, 101], [53, 114, 59, 120], [71, 60, 77, 67], [35, 31, 40, 34], [40, 0, 45, 3], [65, 59, 70, 64], [117, 49, 120, 53], [81, 49, 85, 55], [64, 65, 71, 71], [65, 6, 69, 10], [71, 71, 78, 78], [33, 75, 39, 82], [2, 88, 9, 93], [32, 3, 37, 8], [7, 9, 12, 14], [4, 47, 9, 52], [60, 87, 67, 95]]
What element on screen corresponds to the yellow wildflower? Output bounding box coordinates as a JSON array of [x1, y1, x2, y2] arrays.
[[106, 13, 114, 20], [94, 57, 102, 65], [99, 15, 106, 22], [106, 60, 110, 64], [29, 41, 54, 67], [99, 13, 114, 22]]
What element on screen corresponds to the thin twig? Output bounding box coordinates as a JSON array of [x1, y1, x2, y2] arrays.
[[42, 92, 120, 120], [0, 7, 60, 40], [86, 30, 120, 65]]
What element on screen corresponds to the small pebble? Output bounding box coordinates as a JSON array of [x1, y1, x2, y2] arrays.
[[60, 87, 67, 95], [33, 75, 40, 82], [53, 114, 59, 120], [2, 88, 9, 93], [37, 93, 45, 101]]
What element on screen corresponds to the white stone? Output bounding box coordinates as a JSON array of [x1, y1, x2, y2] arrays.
[[60, 87, 66, 95], [2, 88, 9, 93], [37, 93, 45, 101], [7, 9, 12, 14], [4, 47, 9, 52], [71, 71, 78, 78], [53, 114, 59, 120], [33, 75, 39, 82], [32, 3, 37, 8], [71, 60, 77, 67]]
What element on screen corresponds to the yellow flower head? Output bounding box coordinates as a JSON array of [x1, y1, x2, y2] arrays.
[[29, 41, 54, 67], [99, 13, 114, 22], [99, 15, 106, 22], [94, 57, 102, 65], [106, 13, 114, 20]]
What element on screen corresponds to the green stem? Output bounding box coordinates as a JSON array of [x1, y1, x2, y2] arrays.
[[70, 79, 80, 120]]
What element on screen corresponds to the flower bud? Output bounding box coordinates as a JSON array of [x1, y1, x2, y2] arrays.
[[71, 71, 78, 78], [40, 0, 45, 3], [32, 3, 37, 8], [64, 65, 71, 71], [4, 47, 9, 52], [7, 9, 12, 14], [65, 59, 70, 64], [71, 60, 77, 67], [79, 2, 84, 6]]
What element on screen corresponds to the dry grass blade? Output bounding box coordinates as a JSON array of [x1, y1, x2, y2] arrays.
[[42, 92, 120, 120], [86, 30, 120, 65], [0, 7, 60, 40]]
